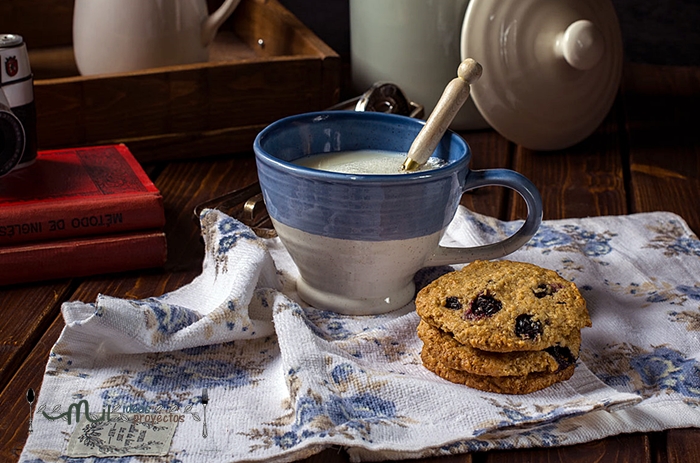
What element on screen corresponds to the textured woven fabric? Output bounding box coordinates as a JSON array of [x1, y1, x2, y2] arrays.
[[20, 207, 700, 462]]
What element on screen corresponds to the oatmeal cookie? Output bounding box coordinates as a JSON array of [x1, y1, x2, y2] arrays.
[[420, 348, 576, 394], [418, 320, 580, 377], [415, 260, 591, 352]]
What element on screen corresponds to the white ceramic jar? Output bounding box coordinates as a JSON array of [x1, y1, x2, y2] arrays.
[[349, 0, 489, 131]]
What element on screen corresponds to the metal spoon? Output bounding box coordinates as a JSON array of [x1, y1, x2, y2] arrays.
[[327, 82, 424, 118], [26, 388, 35, 433], [401, 58, 482, 171]]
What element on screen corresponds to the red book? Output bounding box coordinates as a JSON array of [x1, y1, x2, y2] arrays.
[[0, 230, 167, 286], [0, 144, 165, 245]]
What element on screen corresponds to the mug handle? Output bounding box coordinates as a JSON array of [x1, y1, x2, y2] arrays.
[[425, 169, 542, 266], [201, 0, 243, 46]]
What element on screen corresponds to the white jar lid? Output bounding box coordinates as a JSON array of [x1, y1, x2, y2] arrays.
[[461, 0, 623, 150]]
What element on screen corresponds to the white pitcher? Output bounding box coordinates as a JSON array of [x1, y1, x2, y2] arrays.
[[73, 0, 241, 75]]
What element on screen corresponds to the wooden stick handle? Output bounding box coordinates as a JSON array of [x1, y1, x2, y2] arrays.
[[402, 59, 482, 171]]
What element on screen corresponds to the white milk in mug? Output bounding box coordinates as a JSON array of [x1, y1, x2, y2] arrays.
[[293, 150, 447, 175]]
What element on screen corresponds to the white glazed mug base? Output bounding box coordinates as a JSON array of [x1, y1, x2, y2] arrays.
[[275, 219, 439, 314], [296, 278, 417, 315]]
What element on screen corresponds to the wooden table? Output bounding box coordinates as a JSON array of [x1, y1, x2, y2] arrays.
[[1, 63, 698, 462]]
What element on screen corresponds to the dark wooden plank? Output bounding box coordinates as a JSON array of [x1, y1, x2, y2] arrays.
[[649, 432, 669, 463], [410, 455, 473, 463], [0, 284, 71, 392], [301, 451, 473, 463], [623, 63, 700, 235], [0, 313, 64, 462], [666, 429, 700, 463], [483, 433, 651, 463], [300, 447, 350, 462], [510, 97, 628, 221], [458, 130, 513, 221]]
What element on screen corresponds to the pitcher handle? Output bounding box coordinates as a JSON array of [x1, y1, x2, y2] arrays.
[[426, 169, 542, 266], [202, 0, 242, 46]]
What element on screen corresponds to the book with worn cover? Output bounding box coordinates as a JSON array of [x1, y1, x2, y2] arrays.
[[0, 230, 167, 285], [0, 144, 165, 245]]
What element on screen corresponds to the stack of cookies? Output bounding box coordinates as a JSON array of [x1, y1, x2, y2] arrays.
[[415, 260, 591, 394]]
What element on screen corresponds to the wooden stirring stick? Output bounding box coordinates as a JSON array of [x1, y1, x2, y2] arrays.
[[401, 58, 483, 171]]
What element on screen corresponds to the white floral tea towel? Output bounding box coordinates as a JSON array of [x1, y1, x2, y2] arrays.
[[19, 207, 700, 462]]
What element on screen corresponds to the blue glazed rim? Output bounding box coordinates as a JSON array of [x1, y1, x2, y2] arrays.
[[253, 111, 471, 184]]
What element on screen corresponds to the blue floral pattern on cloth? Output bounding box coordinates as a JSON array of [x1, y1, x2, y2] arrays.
[[133, 297, 202, 336], [19, 208, 700, 463], [242, 362, 415, 450], [584, 344, 700, 404]]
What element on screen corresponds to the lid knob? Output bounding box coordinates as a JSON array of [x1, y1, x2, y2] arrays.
[[557, 19, 605, 71]]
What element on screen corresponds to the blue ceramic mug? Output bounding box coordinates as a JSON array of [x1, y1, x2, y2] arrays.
[[254, 111, 542, 315]]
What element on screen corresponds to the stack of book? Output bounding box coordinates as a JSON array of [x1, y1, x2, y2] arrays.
[[0, 144, 167, 286]]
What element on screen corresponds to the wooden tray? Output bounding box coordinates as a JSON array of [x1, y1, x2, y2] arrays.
[[0, 0, 341, 163]]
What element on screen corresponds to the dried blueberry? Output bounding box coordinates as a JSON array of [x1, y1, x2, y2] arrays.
[[464, 292, 502, 320], [544, 346, 577, 370], [515, 314, 543, 339], [444, 296, 462, 310], [533, 283, 558, 298]]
